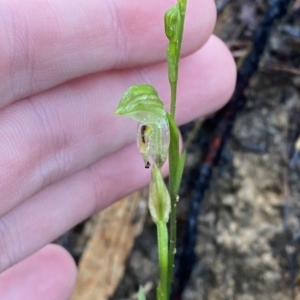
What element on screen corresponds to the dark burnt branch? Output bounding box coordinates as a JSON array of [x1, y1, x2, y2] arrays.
[[172, 0, 293, 299]]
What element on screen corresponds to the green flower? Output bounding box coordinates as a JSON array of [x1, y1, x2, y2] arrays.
[[115, 84, 170, 169]]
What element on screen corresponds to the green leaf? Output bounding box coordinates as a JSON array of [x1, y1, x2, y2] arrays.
[[176, 150, 186, 194], [115, 84, 166, 123], [149, 165, 171, 224], [138, 286, 147, 300], [166, 113, 185, 198]]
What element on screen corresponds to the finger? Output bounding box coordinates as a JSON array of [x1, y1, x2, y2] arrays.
[[0, 35, 236, 218], [0, 143, 148, 273], [0, 244, 77, 300], [0, 0, 216, 107]]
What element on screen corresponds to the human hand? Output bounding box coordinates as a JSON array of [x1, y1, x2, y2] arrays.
[[0, 0, 236, 299]]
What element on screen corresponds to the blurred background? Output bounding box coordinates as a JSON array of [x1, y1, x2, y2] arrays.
[[57, 1, 300, 299]]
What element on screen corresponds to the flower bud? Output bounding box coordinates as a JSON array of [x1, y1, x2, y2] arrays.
[[164, 5, 179, 42], [148, 165, 171, 224]]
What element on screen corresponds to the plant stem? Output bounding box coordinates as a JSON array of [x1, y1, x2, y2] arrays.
[[157, 221, 169, 300], [167, 0, 187, 296], [170, 82, 177, 118]]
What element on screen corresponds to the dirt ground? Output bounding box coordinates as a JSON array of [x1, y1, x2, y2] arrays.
[[59, 1, 300, 299]]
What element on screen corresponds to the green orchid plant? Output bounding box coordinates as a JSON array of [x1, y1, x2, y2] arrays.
[[115, 1, 187, 299]]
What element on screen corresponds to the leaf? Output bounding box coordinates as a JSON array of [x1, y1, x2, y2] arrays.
[[148, 165, 171, 224], [166, 113, 185, 198], [176, 150, 186, 195]]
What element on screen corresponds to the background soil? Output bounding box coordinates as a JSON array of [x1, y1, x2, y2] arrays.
[[58, 1, 300, 299]]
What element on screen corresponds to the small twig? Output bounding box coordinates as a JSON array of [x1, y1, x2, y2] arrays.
[[183, 118, 204, 151], [263, 63, 300, 76]]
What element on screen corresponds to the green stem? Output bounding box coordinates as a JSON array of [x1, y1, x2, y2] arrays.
[[157, 221, 169, 300], [167, 0, 187, 296], [170, 82, 177, 118]]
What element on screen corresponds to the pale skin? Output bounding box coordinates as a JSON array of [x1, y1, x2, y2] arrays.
[[0, 0, 236, 299]]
